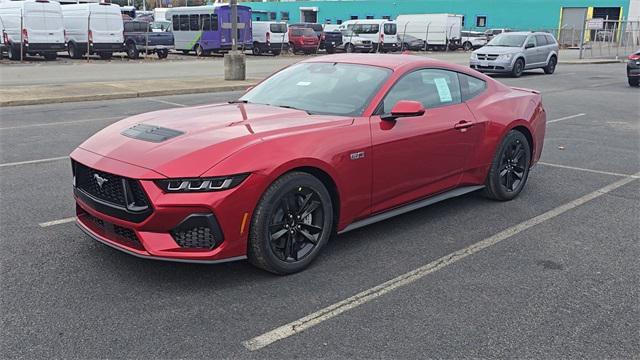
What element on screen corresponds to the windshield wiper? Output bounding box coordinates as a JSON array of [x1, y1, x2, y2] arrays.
[[272, 104, 314, 115]]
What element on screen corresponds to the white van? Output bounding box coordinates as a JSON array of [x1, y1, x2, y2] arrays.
[[337, 19, 398, 52], [62, 3, 124, 59], [251, 21, 288, 55], [396, 14, 463, 51], [0, 0, 65, 60]]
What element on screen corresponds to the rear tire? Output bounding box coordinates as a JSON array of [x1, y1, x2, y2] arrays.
[[98, 52, 112, 60], [126, 42, 139, 59], [628, 77, 639, 87], [345, 43, 355, 53], [484, 130, 531, 201], [248, 172, 334, 275], [68, 42, 83, 59], [543, 55, 557, 74], [8, 44, 20, 60], [195, 44, 204, 57], [156, 49, 168, 59], [511, 58, 524, 77], [463, 41, 472, 51], [252, 42, 262, 56]]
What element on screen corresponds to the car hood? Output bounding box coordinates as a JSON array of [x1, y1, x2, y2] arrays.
[[78, 103, 353, 178], [475, 46, 521, 54]]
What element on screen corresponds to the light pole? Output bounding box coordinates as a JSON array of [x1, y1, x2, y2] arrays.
[[224, 0, 246, 80]]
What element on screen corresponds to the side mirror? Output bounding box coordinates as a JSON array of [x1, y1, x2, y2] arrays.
[[525, 43, 535, 49], [381, 100, 425, 121]]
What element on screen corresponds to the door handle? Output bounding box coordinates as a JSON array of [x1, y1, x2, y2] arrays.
[[454, 120, 474, 131]]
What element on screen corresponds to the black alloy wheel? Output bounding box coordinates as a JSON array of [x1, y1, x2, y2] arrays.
[[248, 172, 333, 274], [484, 130, 531, 201]]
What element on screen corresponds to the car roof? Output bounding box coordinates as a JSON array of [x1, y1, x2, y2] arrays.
[[301, 54, 471, 72]]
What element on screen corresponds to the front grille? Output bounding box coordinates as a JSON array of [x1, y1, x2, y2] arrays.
[[82, 211, 142, 249], [477, 54, 499, 60], [172, 226, 216, 249], [75, 162, 126, 205], [362, 40, 372, 45]]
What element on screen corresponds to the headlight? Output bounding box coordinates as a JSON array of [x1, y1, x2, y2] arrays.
[[156, 174, 249, 193], [470, 53, 478, 60], [496, 53, 513, 61]]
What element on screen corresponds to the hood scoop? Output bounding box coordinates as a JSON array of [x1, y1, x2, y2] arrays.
[[121, 124, 184, 143]]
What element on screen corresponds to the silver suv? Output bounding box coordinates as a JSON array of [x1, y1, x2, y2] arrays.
[[470, 31, 559, 77]]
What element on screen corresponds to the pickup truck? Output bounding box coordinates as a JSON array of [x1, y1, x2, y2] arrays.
[[123, 20, 174, 59], [322, 30, 343, 53]]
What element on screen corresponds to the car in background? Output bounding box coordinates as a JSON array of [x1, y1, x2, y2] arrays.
[[627, 49, 640, 87], [252, 21, 289, 56], [0, 0, 65, 61], [484, 28, 512, 41], [123, 20, 174, 59], [72, 54, 546, 274], [338, 30, 372, 53], [288, 27, 319, 54], [470, 31, 558, 77], [461, 31, 487, 51], [289, 23, 337, 53], [397, 34, 425, 51], [338, 19, 399, 52], [0, 22, 6, 57], [62, 2, 124, 60]]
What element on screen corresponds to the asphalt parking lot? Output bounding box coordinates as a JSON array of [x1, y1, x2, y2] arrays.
[[1, 62, 638, 358]]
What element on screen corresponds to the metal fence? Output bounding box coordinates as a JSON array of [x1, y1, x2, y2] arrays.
[[577, 20, 640, 59]]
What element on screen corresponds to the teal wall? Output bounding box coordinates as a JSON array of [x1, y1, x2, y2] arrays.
[[240, 0, 630, 30]]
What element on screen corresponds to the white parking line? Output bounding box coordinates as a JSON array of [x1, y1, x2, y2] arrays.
[[0, 156, 69, 168], [146, 98, 188, 107], [0, 116, 121, 130], [39, 217, 76, 227], [242, 173, 639, 351], [538, 162, 640, 178], [548, 113, 586, 124]]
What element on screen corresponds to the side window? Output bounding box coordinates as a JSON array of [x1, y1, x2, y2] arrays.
[[459, 73, 487, 101], [383, 69, 462, 113], [535, 35, 547, 46], [545, 34, 556, 44], [189, 14, 200, 31], [201, 14, 211, 31], [172, 16, 179, 31], [212, 14, 218, 31], [384, 23, 396, 35], [526, 36, 536, 48], [179, 15, 189, 31], [124, 22, 134, 32]]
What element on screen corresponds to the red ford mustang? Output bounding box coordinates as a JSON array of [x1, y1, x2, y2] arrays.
[[71, 54, 546, 274]]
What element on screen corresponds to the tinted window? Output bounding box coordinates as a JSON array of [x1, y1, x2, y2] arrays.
[[200, 14, 211, 31], [383, 69, 462, 112], [212, 14, 218, 30], [353, 24, 379, 34], [291, 28, 303, 36], [179, 15, 189, 31], [488, 34, 528, 47], [545, 34, 556, 44], [270, 23, 287, 33], [172, 16, 179, 31], [383, 23, 397, 35], [535, 35, 547, 46], [189, 14, 200, 31], [459, 73, 487, 101], [124, 22, 134, 32]]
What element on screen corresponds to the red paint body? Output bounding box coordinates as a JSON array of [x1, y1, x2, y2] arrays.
[[71, 54, 546, 262]]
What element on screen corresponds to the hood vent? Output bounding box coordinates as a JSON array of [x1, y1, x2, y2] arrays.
[[121, 124, 184, 143]]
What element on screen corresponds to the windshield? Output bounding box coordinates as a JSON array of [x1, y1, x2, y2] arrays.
[[487, 34, 528, 47], [240, 63, 391, 116], [270, 23, 287, 33]]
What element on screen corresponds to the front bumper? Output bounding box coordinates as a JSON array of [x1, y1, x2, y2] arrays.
[[71, 148, 262, 263], [136, 44, 174, 51], [469, 58, 514, 73], [92, 42, 124, 52]]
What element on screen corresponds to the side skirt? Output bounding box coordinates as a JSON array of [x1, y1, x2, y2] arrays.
[[338, 185, 485, 234]]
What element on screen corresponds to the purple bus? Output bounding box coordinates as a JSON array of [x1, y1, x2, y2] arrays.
[[168, 5, 252, 56]]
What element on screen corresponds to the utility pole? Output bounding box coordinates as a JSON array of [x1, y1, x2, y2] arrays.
[[224, 0, 246, 80]]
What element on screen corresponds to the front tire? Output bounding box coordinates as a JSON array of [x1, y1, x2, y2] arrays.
[[484, 130, 531, 201], [126, 42, 139, 59], [544, 55, 557, 74], [248, 172, 334, 274], [511, 58, 525, 77], [345, 43, 355, 53], [463, 41, 472, 51], [628, 77, 639, 87], [252, 42, 262, 56], [156, 49, 168, 59]]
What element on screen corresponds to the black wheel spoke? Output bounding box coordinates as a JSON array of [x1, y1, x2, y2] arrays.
[[270, 226, 288, 242], [513, 170, 524, 180], [300, 222, 322, 235], [299, 229, 318, 244], [506, 171, 513, 191], [299, 200, 320, 220]]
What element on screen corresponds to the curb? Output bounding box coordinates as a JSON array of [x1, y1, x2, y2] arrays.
[[0, 83, 258, 107], [558, 59, 624, 65]]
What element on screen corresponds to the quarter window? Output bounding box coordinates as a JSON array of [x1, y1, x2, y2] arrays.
[[545, 34, 556, 44], [383, 69, 462, 113], [459, 73, 487, 101]]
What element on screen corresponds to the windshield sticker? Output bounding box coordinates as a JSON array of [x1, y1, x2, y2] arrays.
[[433, 78, 452, 102], [296, 81, 312, 86]]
